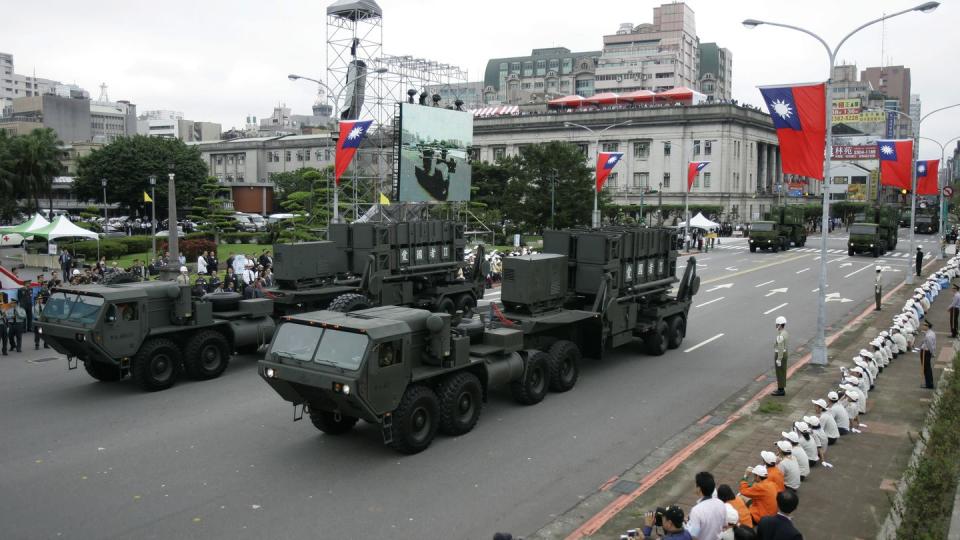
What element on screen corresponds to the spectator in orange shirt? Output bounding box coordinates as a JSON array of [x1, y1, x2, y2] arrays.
[[716, 484, 752, 528], [739, 464, 778, 524], [761, 451, 785, 493]]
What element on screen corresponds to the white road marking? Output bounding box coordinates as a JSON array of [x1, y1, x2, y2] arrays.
[[684, 333, 725, 353], [844, 264, 874, 279], [795, 267, 810, 274], [765, 287, 789, 297], [839, 262, 853, 268], [755, 280, 775, 288], [695, 297, 725, 308], [763, 302, 789, 315], [725, 266, 739, 271], [706, 283, 734, 292]]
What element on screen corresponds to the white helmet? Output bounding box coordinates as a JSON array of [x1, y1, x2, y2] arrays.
[[71, 269, 81, 276], [775, 316, 787, 325], [179, 266, 188, 273]]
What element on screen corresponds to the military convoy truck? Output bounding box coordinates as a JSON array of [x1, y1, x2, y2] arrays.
[[268, 220, 484, 316], [848, 206, 900, 257], [748, 206, 807, 252], [258, 226, 699, 453], [914, 208, 939, 234], [36, 282, 276, 391]]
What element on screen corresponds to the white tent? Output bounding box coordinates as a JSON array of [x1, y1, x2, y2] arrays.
[[678, 212, 720, 230], [30, 215, 100, 241], [0, 213, 50, 234]]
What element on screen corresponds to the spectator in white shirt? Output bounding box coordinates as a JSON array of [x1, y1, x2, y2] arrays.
[[686, 471, 727, 540]]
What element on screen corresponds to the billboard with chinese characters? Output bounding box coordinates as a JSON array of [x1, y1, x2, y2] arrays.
[[397, 103, 472, 202], [832, 145, 879, 160], [831, 98, 885, 123]]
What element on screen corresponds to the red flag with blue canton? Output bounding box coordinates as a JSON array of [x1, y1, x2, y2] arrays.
[[596, 152, 624, 192], [687, 161, 710, 192], [916, 159, 940, 195], [758, 83, 826, 179], [335, 119, 374, 185], [876, 139, 913, 189]]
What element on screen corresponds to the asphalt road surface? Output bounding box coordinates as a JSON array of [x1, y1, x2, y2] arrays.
[[0, 231, 944, 540]]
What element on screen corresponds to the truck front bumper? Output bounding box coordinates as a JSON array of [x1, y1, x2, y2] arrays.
[[259, 360, 379, 422]]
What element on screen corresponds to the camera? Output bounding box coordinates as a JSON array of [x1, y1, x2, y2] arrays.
[[627, 529, 639, 538], [654, 507, 667, 527]]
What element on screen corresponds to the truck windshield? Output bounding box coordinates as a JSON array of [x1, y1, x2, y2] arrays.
[[751, 222, 775, 232], [271, 323, 369, 370], [850, 224, 877, 235], [43, 292, 105, 324]]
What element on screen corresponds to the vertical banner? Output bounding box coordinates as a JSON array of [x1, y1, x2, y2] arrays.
[[885, 112, 897, 139]]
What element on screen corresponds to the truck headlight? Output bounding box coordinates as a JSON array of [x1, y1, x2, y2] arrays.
[[342, 384, 351, 395], [767, 240, 771, 243], [265, 367, 276, 378], [870, 244, 874, 247], [849, 242, 853, 246]]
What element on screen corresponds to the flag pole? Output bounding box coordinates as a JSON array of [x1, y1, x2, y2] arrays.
[[593, 135, 600, 228]]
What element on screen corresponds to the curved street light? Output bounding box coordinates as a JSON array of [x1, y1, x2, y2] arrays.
[[742, 1, 940, 367]]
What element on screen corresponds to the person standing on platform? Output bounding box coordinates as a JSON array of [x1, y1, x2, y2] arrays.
[[771, 316, 789, 396]]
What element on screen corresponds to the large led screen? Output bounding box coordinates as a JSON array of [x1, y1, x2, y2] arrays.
[[398, 103, 472, 202]]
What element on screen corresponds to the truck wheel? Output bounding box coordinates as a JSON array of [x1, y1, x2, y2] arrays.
[[308, 409, 358, 435], [872, 247, 880, 258], [511, 351, 550, 405], [389, 385, 440, 454], [547, 340, 580, 392], [83, 360, 123, 382], [436, 297, 456, 316], [327, 293, 371, 313], [848, 248, 855, 256], [184, 330, 230, 380], [772, 244, 779, 253], [456, 295, 477, 318], [437, 372, 483, 435], [749, 245, 756, 253], [666, 316, 685, 349], [644, 321, 669, 356], [132, 338, 180, 392]]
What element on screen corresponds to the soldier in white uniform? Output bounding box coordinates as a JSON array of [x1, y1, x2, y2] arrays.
[[781, 431, 809, 479], [804, 415, 831, 466], [812, 399, 839, 445], [828, 391, 851, 436], [794, 421, 819, 468], [775, 440, 801, 491]]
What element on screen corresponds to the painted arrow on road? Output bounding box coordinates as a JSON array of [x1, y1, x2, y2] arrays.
[[707, 283, 734, 292], [725, 267, 739, 272], [765, 287, 789, 297], [826, 296, 854, 303], [839, 262, 853, 268]]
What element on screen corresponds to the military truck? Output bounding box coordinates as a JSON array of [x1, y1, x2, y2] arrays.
[[848, 206, 900, 257], [748, 206, 806, 252], [36, 281, 276, 391], [914, 208, 939, 234], [258, 226, 699, 453], [268, 220, 484, 317]]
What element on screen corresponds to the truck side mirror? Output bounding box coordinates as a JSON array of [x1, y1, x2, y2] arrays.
[[105, 306, 117, 323]]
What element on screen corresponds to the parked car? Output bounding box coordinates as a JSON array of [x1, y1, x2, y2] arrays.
[[232, 215, 258, 233]]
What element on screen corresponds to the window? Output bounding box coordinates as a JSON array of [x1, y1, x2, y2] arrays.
[[522, 82, 532, 89], [523, 62, 533, 76], [510, 62, 521, 73], [216, 156, 224, 165], [549, 59, 559, 71], [378, 341, 401, 368], [499, 62, 508, 71], [562, 58, 573, 74], [296, 151, 303, 161], [606, 172, 618, 189], [468, 147, 479, 161], [493, 147, 506, 161], [634, 172, 649, 189], [547, 79, 557, 89], [560, 80, 570, 88], [663, 172, 671, 188], [663, 141, 671, 156], [703, 172, 711, 188], [325, 148, 332, 161], [601, 142, 619, 152], [285, 151, 291, 162], [633, 141, 650, 159], [534, 81, 543, 89], [705, 140, 713, 156], [575, 143, 589, 157], [655, 72, 673, 79], [693, 174, 700, 188], [536, 60, 546, 75], [304, 150, 310, 161], [693, 140, 701, 156]]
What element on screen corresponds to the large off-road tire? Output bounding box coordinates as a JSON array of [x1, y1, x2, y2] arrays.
[[83, 359, 123, 382], [749, 245, 757, 253], [435, 297, 456, 316], [131, 338, 180, 392], [456, 295, 477, 318], [184, 330, 230, 380], [644, 321, 669, 356], [437, 372, 483, 436], [389, 385, 440, 454], [872, 246, 880, 258], [202, 292, 242, 312], [510, 351, 550, 405], [327, 293, 371, 313], [848, 248, 855, 256], [547, 340, 581, 393], [772, 243, 780, 253], [667, 316, 685, 349], [309, 409, 358, 435]]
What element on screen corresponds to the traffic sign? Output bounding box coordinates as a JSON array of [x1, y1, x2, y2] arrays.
[[943, 185, 954, 197]]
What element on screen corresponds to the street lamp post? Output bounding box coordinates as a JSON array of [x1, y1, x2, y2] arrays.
[[289, 68, 388, 224], [101, 178, 108, 228], [658, 182, 664, 226], [167, 166, 179, 268], [563, 120, 633, 227], [919, 135, 960, 252], [743, 1, 939, 367], [149, 175, 157, 261]]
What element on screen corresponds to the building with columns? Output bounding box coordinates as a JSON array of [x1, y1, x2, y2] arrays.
[[473, 103, 792, 224]]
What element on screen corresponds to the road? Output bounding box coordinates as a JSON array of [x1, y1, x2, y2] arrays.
[[0, 231, 943, 539]]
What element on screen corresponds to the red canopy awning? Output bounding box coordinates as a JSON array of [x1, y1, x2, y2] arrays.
[[548, 95, 585, 107], [619, 89, 656, 102], [656, 86, 697, 100], [584, 92, 620, 105]]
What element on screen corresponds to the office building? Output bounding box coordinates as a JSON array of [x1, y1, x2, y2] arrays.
[[698, 43, 732, 101], [861, 65, 911, 114], [483, 47, 602, 104], [90, 99, 137, 143], [1, 52, 89, 115]]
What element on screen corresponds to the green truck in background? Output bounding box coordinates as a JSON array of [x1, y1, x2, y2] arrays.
[[848, 206, 900, 257], [749, 206, 807, 252], [914, 207, 939, 234]]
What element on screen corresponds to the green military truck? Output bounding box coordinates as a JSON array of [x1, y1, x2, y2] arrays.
[[748, 206, 807, 252], [259, 226, 699, 453], [268, 220, 484, 317], [36, 282, 276, 391], [848, 206, 900, 257], [914, 208, 939, 234]]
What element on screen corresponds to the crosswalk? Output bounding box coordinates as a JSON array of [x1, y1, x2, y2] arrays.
[[706, 244, 933, 258]]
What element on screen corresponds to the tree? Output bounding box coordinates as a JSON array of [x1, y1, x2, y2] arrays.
[[0, 128, 63, 219], [74, 135, 207, 215], [188, 177, 234, 244]]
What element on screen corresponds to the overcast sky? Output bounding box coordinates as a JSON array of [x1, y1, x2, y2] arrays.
[[6, 0, 958, 159]]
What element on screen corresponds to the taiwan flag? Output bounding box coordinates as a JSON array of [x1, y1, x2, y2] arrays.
[[916, 159, 940, 195], [334, 119, 374, 185], [876, 139, 913, 189], [687, 161, 710, 192], [596, 152, 624, 192], [758, 83, 826, 179]]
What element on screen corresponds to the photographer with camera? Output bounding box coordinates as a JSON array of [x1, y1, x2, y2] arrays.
[[639, 505, 691, 540]]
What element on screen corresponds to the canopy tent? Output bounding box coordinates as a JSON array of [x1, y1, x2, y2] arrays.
[[547, 95, 586, 108], [0, 213, 50, 234], [655, 86, 707, 104], [678, 212, 720, 230], [619, 89, 656, 102], [584, 92, 620, 105], [472, 105, 520, 117], [30, 215, 100, 241]]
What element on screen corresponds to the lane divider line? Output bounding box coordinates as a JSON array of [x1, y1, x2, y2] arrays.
[[695, 297, 725, 308], [683, 333, 724, 353], [763, 302, 788, 315], [844, 263, 874, 279], [755, 280, 775, 288], [700, 254, 809, 285], [795, 268, 810, 274]]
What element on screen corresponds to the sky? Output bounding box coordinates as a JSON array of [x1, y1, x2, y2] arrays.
[[5, 0, 958, 160]]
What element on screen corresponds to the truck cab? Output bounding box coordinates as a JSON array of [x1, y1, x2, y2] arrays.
[[848, 223, 884, 257], [748, 221, 787, 252]]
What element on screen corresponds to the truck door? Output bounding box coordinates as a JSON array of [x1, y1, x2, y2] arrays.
[[102, 302, 142, 358], [366, 339, 408, 413]]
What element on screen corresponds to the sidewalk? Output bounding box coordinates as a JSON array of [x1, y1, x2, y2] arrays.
[[531, 256, 956, 540]]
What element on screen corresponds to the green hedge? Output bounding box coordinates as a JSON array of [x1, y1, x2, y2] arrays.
[[70, 240, 129, 259]]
